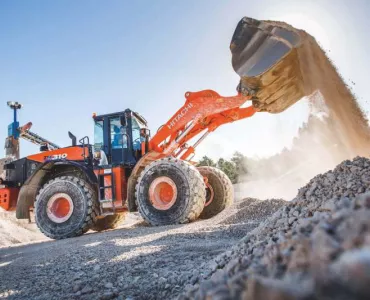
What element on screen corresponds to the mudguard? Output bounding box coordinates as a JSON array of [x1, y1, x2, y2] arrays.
[[16, 160, 97, 219]]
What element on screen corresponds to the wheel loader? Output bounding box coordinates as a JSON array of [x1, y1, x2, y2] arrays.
[[0, 17, 318, 239]]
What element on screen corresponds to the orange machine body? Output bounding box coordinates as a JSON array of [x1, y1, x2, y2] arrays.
[[0, 188, 19, 211], [149, 90, 255, 160], [0, 146, 89, 211], [27, 146, 89, 163], [94, 166, 127, 207]]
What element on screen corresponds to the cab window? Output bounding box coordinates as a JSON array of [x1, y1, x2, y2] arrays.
[[110, 117, 127, 149], [132, 118, 142, 151], [94, 120, 104, 151]]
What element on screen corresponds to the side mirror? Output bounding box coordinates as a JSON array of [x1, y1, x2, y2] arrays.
[[120, 115, 126, 127]]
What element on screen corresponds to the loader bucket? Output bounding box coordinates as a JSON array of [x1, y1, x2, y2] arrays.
[[230, 17, 370, 157], [230, 17, 308, 113]]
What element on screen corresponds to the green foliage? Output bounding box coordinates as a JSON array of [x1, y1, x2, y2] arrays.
[[231, 151, 248, 176], [217, 158, 238, 183], [197, 152, 248, 184], [197, 156, 216, 167]]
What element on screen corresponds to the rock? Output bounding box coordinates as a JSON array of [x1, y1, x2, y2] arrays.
[[93, 265, 101, 272], [287, 242, 310, 272], [72, 271, 85, 281], [72, 283, 82, 293], [104, 282, 114, 289], [190, 275, 198, 285], [288, 218, 296, 225], [292, 210, 300, 218], [331, 248, 370, 293], [244, 277, 311, 300], [132, 276, 140, 283], [81, 285, 93, 295], [209, 261, 218, 272], [100, 291, 116, 300]]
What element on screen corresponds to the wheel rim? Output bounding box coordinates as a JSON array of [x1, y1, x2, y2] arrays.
[[204, 180, 214, 207], [46, 193, 74, 223], [149, 176, 177, 210]]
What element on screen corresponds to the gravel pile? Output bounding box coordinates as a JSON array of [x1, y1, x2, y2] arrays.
[[180, 156, 370, 300], [219, 198, 286, 225]]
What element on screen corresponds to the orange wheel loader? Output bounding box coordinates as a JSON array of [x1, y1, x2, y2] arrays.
[[0, 17, 314, 239]]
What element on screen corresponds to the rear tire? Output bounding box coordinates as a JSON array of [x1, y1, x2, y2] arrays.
[[91, 213, 126, 231], [198, 167, 233, 219], [35, 176, 98, 239], [136, 157, 206, 226]]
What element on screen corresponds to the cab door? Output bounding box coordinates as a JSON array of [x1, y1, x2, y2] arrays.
[[109, 116, 129, 164], [94, 111, 138, 166]]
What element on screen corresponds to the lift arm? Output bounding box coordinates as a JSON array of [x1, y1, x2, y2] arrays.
[[149, 90, 256, 160]]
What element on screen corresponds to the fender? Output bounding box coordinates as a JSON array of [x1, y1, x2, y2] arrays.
[[16, 160, 97, 219]]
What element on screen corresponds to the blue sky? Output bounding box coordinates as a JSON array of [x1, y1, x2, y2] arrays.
[[1, 0, 370, 159]]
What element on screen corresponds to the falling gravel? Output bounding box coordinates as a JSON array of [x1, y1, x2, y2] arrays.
[[0, 197, 285, 300], [181, 156, 370, 300]]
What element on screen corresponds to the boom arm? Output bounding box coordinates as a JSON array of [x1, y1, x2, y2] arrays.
[[149, 90, 256, 160]]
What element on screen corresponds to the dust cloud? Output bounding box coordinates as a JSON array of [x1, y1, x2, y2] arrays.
[[235, 93, 354, 200]]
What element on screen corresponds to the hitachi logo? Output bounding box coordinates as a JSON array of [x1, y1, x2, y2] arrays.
[[167, 103, 193, 130]]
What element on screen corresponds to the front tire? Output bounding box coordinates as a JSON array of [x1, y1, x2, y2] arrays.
[[35, 176, 97, 239], [136, 157, 206, 226], [198, 166, 233, 219]]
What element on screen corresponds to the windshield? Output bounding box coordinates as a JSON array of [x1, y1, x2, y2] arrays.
[[94, 120, 104, 151]]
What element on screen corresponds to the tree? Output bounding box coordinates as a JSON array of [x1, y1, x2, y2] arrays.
[[231, 151, 248, 176], [217, 158, 238, 184], [197, 154, 247, 184], [197, 156, 216, 167]]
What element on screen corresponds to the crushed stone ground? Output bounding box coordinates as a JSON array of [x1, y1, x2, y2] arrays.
[[2, 157, 370, 300], [0, 197, 285, 300]]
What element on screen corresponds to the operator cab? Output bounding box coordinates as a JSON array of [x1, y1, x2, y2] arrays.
[[93, 109, 149, 166]]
